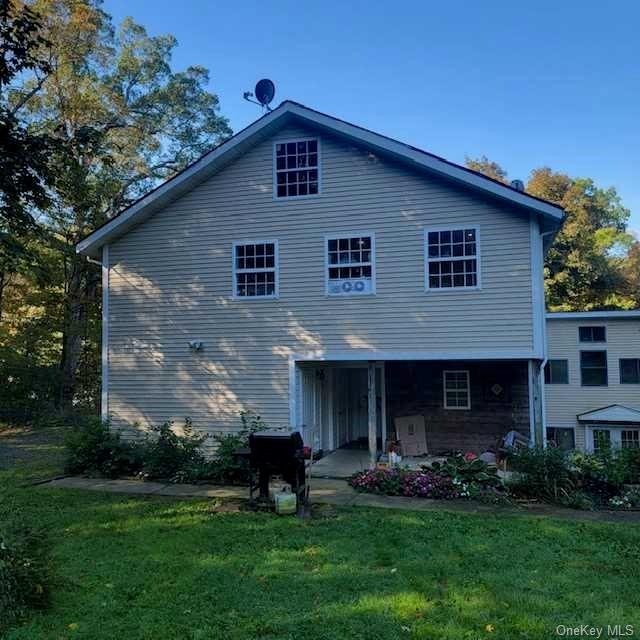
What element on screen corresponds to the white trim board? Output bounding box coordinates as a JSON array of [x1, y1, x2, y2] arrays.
[[76, 101, 563, 258], [547, 311, 640, 320], [290, 349, 540, 362]]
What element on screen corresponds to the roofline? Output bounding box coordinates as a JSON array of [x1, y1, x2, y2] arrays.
[[577, 404, 640, 421], [547, 310, 640, 320], [77, 100, 564, 257]]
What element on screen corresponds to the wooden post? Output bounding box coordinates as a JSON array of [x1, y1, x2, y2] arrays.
[[368, 361, 377, 468]]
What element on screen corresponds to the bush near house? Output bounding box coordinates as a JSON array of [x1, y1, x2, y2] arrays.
[[508, 446, 640, 510], [63, 411, 268, 484]]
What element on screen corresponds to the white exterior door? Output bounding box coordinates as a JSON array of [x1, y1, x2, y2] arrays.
[[301, 367, 322, 451]]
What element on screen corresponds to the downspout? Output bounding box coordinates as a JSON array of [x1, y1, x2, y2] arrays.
[[539, 229, 556, 448]]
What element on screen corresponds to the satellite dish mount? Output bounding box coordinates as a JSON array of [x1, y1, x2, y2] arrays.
[[243, 78, 276, 112]]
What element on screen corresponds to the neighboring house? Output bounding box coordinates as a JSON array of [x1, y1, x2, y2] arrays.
[[77, 100, 566, 463], [545, 311, 640, 453]]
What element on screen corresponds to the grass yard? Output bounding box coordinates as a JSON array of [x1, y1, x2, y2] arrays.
[[2, 451, 640, 640]]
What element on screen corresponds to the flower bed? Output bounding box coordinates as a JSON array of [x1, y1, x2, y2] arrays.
[[348, 454, 505, 501]]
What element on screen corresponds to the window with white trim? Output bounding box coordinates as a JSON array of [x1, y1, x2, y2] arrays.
[[622, 430, 640, 449], [592, 428, 611, 453], [588, 426, 640, 452], [426, 228, 479, 290], [233, 241, 278, 298], [443, 370, 471, 409], [326, 234, 374, 296], [274, 139, 319, 198], [580, 350, 608, 386]]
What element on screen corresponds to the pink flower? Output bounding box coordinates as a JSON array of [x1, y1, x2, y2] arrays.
[[463, 452, 478, 462]]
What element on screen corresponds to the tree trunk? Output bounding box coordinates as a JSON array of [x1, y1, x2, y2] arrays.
[[0, 269, 5, 322], [60, 255, 99, 412]]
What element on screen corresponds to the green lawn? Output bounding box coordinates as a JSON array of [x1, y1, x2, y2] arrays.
[[2, 452, 640, 640]]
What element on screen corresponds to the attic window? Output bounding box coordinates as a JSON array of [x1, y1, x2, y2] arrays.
[[274, 139, 320, 198]]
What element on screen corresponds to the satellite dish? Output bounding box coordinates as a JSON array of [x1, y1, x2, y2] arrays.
[[254, 78, 275, 107]]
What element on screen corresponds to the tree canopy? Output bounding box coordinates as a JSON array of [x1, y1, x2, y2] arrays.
[[465, 157, 639, 311], [0, 0, 231, 418]]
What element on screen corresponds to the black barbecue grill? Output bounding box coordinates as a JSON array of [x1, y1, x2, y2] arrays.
[[248, 430, 310, 511]]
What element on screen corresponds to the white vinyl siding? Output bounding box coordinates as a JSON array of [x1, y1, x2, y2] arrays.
[[545, 317, 640, 450], [106, 123, 535, 439]]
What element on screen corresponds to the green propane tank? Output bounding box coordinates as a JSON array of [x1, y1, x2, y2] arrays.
[[275, 487, 297, 515]]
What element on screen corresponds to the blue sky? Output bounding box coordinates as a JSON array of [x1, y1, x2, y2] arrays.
[[106, 0, 640, 235]]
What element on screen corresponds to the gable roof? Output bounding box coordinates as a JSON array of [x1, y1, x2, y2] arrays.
[[577, 404, 640, 424], [76, 100, 565, 258]]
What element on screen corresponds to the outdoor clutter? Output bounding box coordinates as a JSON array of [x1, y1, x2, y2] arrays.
[[246, 430, 311, 515]]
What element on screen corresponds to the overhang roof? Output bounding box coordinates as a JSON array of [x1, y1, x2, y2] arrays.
[[577, 404, 640, 424], [76, 100, 565, 259], [547, 310, 640, 321]]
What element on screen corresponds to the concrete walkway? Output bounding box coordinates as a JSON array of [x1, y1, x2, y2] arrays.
[[40, 476, 640, 523]]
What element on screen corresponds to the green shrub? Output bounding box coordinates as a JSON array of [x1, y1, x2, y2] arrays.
[[141, 418, 206, 482], [198, 410, 269, 484], [64, 417, 143, 478], [0, 526, 50, 635], [560, 490, 596, 511], [428, 453, 501, 490], [508, 446, 574, 501]]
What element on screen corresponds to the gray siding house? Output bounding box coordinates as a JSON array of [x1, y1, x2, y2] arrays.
[[77, 101, 566, 463], [545, 311, 640, 452]]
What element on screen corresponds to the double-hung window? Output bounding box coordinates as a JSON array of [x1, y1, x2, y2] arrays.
[[233, 241, 278, 298], [425, 227, 479, 290], [274, 139, 319, 198], [579, 326, 606, 343], [326, 233, 375, 296], [443, 370, 471, 410], [620, 358, 640, 384], [580, 351, 608, 386]]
